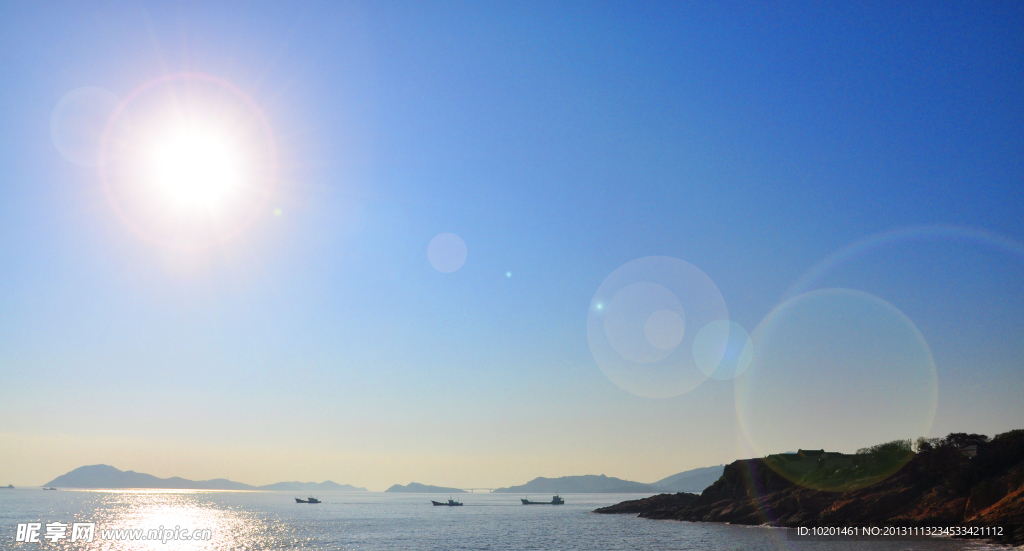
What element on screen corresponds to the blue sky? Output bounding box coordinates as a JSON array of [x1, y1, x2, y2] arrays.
[[0, 1, 1022, 489]]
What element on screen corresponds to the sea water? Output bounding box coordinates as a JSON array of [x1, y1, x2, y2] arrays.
[[0, 489, 1003, 550]]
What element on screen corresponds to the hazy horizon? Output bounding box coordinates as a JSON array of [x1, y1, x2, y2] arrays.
[[1, 2, 1022, 493], [17, 460, 728, 491]]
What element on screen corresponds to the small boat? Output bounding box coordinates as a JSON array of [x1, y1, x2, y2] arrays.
[[431, 497, 463, 506], [521, 495, 564, 505], [295, 496, 321, 504], [43, 487, 57, 491]]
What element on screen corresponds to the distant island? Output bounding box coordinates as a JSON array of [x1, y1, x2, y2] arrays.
[[44, 465, 367, 491], [256, 481, 366, 492], [650, 465, 724, 494], [494, 474, 658, 494], [385, 482, 467, 494], [382, 468, 725, 495], [597, 430, 1024, 546]]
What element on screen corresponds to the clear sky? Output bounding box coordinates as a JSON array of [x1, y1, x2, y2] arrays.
[[0, 1, 1022, 490]]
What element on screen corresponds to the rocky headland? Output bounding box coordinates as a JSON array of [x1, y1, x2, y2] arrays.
[[596, 430, 1024, 546]]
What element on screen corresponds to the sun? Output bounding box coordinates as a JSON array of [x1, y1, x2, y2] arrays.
[[98, 72, 278, 249], [147, 126, 243, 209]]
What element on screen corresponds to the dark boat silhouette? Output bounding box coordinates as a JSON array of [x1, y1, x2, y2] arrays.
[[43, 487, 57, 491], [521, 495, 564, 505], [431, 497, 463, 506], [295, 496, 321, 504]]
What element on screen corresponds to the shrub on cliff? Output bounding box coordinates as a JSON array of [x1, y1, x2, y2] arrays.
[[909, 430, 1024, 494], [975, 429, 1024, 477]]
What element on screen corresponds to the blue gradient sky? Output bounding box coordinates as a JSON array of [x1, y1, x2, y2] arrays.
[[1, 1, 1022, 489]]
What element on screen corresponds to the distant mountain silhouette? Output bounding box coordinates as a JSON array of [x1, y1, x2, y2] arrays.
[[650, 465, 724, 493], [493, 474, 658, 493], [44, 465, 365, 491], [385, 482, 467, 493], [45, 465, 255, 490], [258, 481, 366, 491]]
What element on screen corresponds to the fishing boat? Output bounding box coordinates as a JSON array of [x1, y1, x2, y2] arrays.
[[431, 497, 463, 506], [521, 495, 564, 505], [294, 496, 321, 504]]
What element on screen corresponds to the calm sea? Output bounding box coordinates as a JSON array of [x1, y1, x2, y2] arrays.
[[0, 489, 1004, 550]]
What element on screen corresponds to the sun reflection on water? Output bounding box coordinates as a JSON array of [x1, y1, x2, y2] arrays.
[[47, 490, 297, 550]]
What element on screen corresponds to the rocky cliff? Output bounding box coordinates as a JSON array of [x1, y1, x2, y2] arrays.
[[596, 430, 1024, 546], [594, 492, 699, 514]]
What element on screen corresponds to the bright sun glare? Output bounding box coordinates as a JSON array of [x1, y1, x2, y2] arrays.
[[148, 127, 242, 209]]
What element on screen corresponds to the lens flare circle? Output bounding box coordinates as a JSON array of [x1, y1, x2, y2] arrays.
[[97, 72, 278, 251], [427, 233, 468, 273], [736, 288, 938, 491], [51, 87, 132, 167], [692, 320, 753, 380], [605, 282, 685, 363], [645, 308, 686, 351], [588, 256, 728, 398], [783, 225, 1024, 301]]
